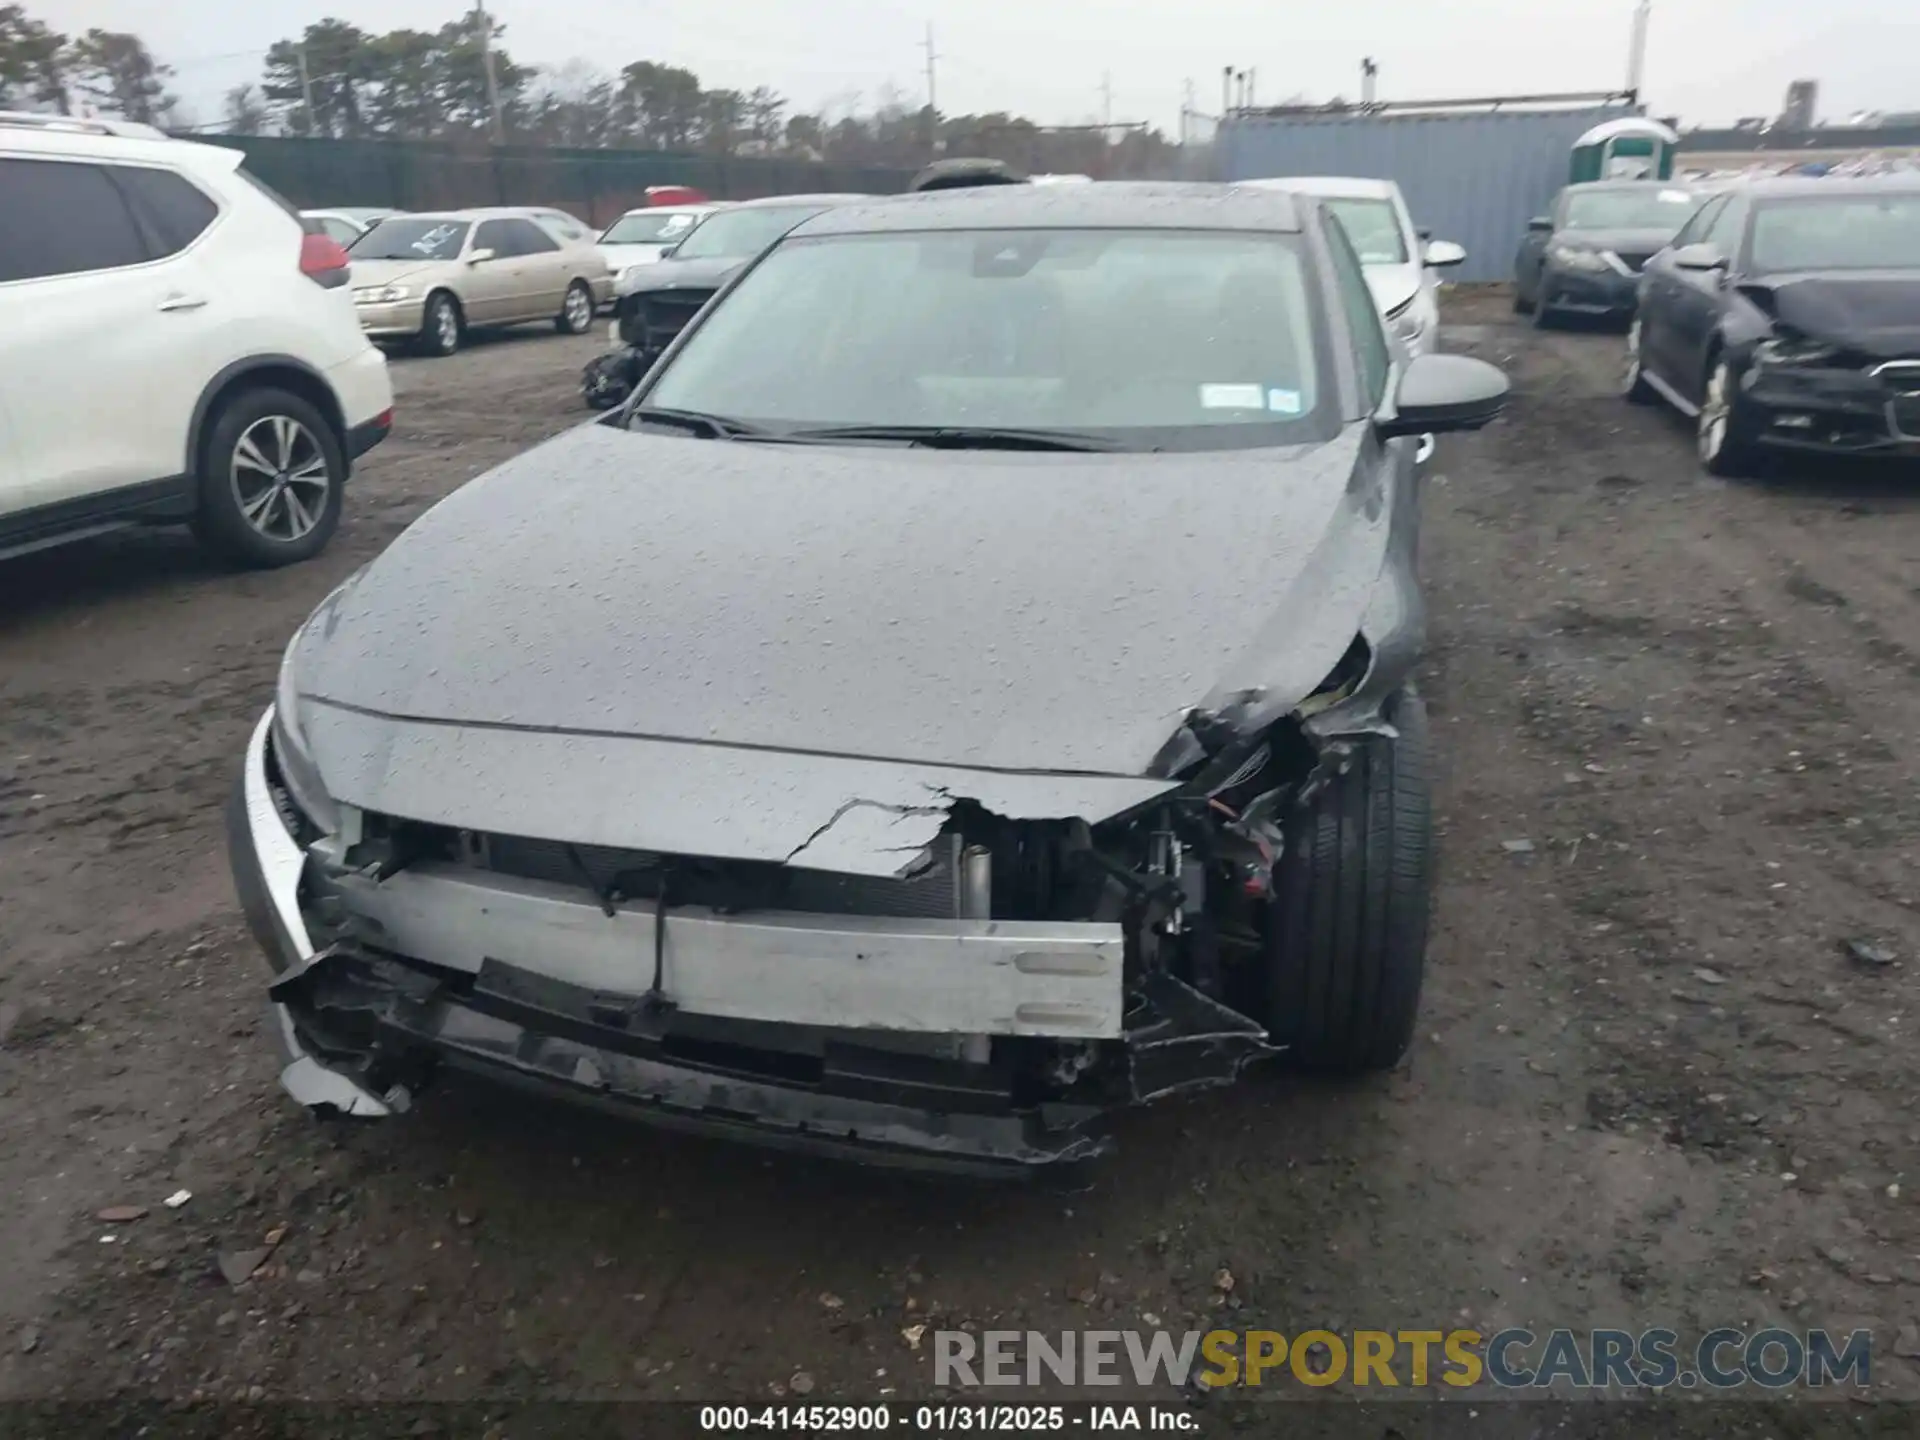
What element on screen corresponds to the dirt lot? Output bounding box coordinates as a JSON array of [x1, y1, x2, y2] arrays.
[[3, 295, 1918, 1423]]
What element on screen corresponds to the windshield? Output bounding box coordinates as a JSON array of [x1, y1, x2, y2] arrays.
[[1562, 188, 1698, 233], [1750, 194, 1920, 273], [602, 210, 704, 245], [349, 218, 469, 261], [1323, 198, 1407, 264], [644, 228, 1331, 452], [671, 206, 824, 260]]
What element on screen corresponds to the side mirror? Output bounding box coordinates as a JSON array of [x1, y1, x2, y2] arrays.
[[1423, 239, 1467, 269], [1672, 242, 1727, 272], [466, 247, 497, 265], [1376, 353, 1509, 440], [1527, 216, 1553, 233]]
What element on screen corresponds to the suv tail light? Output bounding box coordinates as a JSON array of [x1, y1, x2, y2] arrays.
[[300, 232, 351, 289]]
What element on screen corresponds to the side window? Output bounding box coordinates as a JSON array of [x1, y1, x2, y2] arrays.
[[473, 219, 514, 257], [0, 157, 151, 282], [1672, 195, 1726, 249], [1703, 197, 1746, 255], [1323, 208, 1391, 407], [511, 219, 561, 254], [109, 165, 220, 256], [317, 217, 360, 246]]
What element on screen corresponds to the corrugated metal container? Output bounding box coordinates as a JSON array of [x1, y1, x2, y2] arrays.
[[1221, 106, 1638, 282]]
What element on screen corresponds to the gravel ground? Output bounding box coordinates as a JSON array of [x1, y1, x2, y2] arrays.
[[2, 295, 1918, 1424]]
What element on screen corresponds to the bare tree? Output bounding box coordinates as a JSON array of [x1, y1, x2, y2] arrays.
[[223, 83, 270, 135], [65, 28, 176, 124]]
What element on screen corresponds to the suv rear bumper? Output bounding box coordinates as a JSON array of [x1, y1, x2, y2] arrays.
[[345, 410, 392, 461]]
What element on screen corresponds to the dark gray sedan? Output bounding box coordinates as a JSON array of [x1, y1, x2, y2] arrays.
[[1625, 175, 1920, 475], [230, 182, 1508, 1170], [1514, 180, 1703, 325]]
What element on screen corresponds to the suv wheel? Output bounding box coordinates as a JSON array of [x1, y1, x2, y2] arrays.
[[192, 389, 344, 568], [556, 281, 594, 335], [418, 292, 462, 357], [1262, 687, 1432, 1073]]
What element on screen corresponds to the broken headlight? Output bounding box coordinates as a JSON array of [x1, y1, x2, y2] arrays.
[[1755, 336, 1840, 368], [1548, 245, 1609, 272], [270, 632, 338, 836]]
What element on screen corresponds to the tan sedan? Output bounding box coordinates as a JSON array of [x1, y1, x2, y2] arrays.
[[345, 209, 604, 357]]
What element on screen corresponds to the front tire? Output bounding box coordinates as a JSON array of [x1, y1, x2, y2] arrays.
[[1622, 317, 1657, 404], [1698, 356, 1759, 477], [417, 292, 463, 357], [191, 388, 344, 569], [556, 281, 594, 335], [1263, 688, 1432, 1073]]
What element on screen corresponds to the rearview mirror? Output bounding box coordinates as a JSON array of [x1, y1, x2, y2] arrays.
[[1672, 242, 1727, 272], [1423, 238, 1467, 268], [466, 247, 497, 265], [1376, 353, 1509, 440], [1527, 216, 1553, 233]]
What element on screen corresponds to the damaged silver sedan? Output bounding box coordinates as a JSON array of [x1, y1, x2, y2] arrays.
[[228, 183, 1509, 1171]]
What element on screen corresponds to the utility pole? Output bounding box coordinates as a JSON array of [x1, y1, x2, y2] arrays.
[[1101, 72, 1112, 131], [296, 44, 317, 136], [476, 4, 505, 145], [922, 21, 939, 158], [1626, 0, 1652, 99], [1361, 56, 1378, 105], [1180, 78, 1195, 145]]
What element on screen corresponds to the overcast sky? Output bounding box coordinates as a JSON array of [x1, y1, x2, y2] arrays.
[[34, 0, 1920, 132]]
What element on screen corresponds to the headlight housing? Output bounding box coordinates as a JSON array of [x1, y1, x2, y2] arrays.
[[1755, 336, 1839, 368], [270, 632, 338, 835], [354, 284, 410, 305], [1548, 245, 1609, 272]]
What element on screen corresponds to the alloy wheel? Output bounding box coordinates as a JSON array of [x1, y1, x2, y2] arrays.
[[564, 285, 592, 331], [435, 301, 459, 351], [230, 415, 330, 543], [1623, 320, 1644, 394]]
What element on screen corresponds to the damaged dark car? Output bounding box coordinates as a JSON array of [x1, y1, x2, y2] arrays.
[[230, 183, 1509, 1171], [582, 193, 873, 409], [1626, 175, 1920, 475]]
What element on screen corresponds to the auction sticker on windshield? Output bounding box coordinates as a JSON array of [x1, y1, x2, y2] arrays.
[[1199, 383, 1266, 410]]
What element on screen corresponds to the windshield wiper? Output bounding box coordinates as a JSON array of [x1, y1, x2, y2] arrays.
[[780, 424, 1123, 452], [629, 407, 767, 440]]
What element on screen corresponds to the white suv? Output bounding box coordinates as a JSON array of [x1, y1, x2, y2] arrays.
[[0, 113, 394, 568]]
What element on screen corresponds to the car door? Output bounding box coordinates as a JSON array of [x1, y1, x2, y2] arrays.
[[1664, 197, 1748, 401], [1640, 194, 1725, 384], [0, 154, 219, 520], [463, 219, 522, 323], [502, 218, 568, 320]]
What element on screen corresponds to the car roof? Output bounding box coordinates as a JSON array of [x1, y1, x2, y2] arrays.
[[1722, 174, 1920, 200], [614, 202, 723, 218], [0, 116, 242, 174], [796, 182, 1304, 237], [730, 192, 877, 209], [1240, 175, 1400, 202], [1562, 179, 1698, 193]]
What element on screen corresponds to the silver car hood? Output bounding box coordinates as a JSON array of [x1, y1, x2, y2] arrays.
[[291, 423, 1393, 866]]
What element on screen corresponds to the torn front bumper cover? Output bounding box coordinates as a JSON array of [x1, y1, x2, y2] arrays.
[[227, 712, 1272, 1171]]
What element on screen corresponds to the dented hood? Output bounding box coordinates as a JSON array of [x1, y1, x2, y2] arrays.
[[289, 423, 1392, 858], [1744, 270, 1920, 359]]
